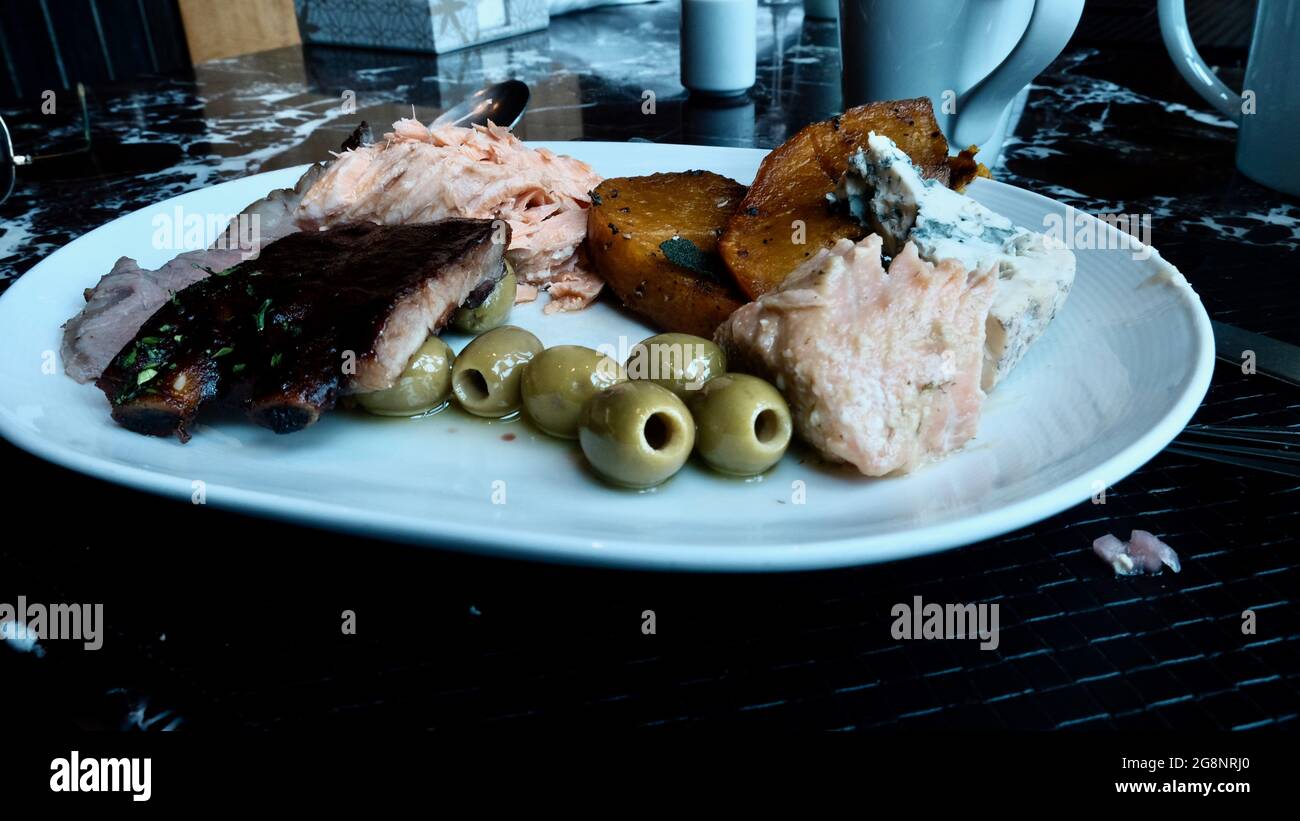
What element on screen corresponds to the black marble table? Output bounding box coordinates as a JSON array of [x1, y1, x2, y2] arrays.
[[0, 1, 1296, 732]]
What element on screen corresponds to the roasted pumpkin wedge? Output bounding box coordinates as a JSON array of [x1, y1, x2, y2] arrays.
[[719, 97, 956, 300], [586, 171, 749, 338]]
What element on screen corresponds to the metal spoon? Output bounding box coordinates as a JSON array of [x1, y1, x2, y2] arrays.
[[430, 80, 530, 130]]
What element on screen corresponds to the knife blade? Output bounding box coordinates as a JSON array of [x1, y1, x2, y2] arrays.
[[1211, 320, 1300, 387]]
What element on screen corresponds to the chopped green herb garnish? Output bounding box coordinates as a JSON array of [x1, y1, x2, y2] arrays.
[[270, 352, 283, 368], [212, 346, 234, 358], [232, 363, 246, 374], [139, 336, 161, 344], [136, 368, 158, 385], [121, 349, 137, 367], [658, 237, 726, 283], [254, 298, 272, 331]]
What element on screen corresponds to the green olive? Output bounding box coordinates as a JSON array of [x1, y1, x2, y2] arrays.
[[451, 264, 517, 334], [578, 381, 695, 489], [521, 345, 624, 439], [625, 332, 726, 399], [357, 336, 455, 417], [451, 325, 543, 418], [689, 374, 792, 476]]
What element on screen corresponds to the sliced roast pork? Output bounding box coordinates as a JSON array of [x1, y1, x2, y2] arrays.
[[714, 235, 996, 476], [97, 219, 507, 441], [60, 249, 240, 384]]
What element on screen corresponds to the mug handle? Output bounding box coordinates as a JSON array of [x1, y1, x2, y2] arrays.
[[953, 0, 1085, 148], [1156, 0, 1243, 123]]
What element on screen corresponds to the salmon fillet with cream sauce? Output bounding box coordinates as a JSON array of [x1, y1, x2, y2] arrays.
[[714, 235, 996, 476]]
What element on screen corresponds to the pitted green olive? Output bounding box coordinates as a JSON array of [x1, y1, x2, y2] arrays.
[[451, 325, 543, 418], [521, 345, 624, 439], [578, 381, 695, 489], [625, 332, 725, 398], [451, 264, 517, 334], [689, 374, 792, 476], [357, 336, 454, 417]]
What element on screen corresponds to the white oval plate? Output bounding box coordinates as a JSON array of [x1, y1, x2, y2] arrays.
[[0, 143, 1212, 571]]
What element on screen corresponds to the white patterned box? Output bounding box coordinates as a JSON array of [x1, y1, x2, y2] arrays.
[[294, 0, 549, 55]]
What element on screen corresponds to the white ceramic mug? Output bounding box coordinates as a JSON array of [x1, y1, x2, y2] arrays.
[[839, 0, 1085, 165], [1159, 0, 1300, 197]]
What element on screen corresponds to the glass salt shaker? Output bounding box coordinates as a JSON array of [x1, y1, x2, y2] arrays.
[[680, 0, 758, 98]]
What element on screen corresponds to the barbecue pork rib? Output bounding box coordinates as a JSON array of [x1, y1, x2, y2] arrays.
[[97, 219, 508, 441]]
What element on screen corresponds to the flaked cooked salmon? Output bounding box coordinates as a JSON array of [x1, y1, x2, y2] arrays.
[[295, 119, 604, 313], [714, 235, 996, 476]]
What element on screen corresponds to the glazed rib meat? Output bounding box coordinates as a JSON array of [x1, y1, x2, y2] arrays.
[[96, 219, 507, 441], [60, 247, 243, 384], [62, 123, 373, 384]]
